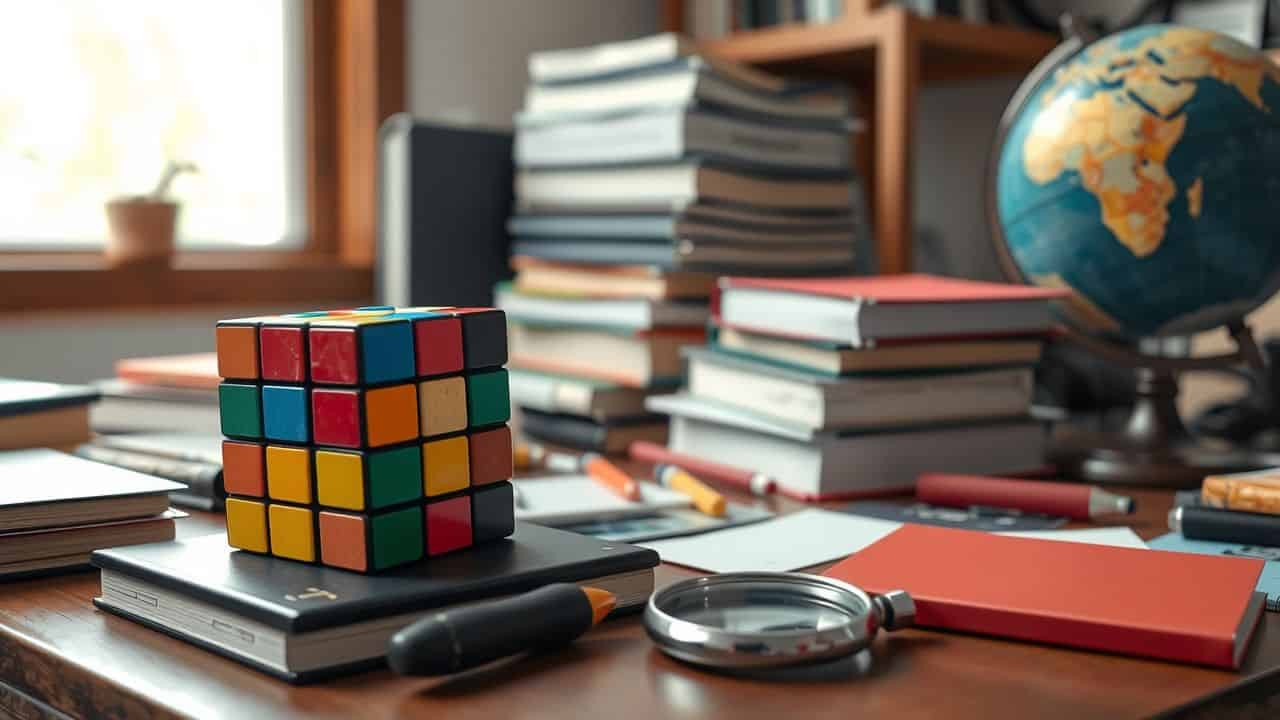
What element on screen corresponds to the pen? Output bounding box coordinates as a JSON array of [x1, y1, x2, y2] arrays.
[[627, 441, 776, 496], [582, 453, 641, 501], [1170, 505, 1280, 546], [514, 442, 581, 474], [915, 473, 1135, 521], [387, 584, 616, 676], [655, 464, 726, 517]]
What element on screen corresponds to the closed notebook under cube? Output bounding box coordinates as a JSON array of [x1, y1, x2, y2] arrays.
[[217, 305, 514, 573]]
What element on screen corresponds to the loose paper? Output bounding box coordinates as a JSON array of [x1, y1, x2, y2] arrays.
[[513, 475, 690, 525]]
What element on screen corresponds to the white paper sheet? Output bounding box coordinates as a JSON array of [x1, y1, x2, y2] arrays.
[[639, 511, 1149, 574], [513, 475, 691, 525], [640, 509, 903, 573], [998, 526, 1148, 549]]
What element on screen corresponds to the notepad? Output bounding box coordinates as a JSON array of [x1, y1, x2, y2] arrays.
[[513, 475, 691, 525]]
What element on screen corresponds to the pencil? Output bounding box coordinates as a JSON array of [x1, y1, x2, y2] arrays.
[[581, 453, 641, 502], [656, 464, 726, 517]]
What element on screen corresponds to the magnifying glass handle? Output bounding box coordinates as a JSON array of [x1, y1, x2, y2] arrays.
[[872, 590, 916, 631]]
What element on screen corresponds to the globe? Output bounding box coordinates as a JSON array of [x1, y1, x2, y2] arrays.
[[995, 25, 1280, 340]]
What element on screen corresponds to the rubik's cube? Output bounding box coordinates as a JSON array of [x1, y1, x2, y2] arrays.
[[215, 306, 515, 573]]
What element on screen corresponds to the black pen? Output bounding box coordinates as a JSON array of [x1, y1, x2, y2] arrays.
[[1169, 506, 1280, 547]]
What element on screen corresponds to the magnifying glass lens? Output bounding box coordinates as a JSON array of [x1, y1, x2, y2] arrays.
[[662, 580, 866, 634]]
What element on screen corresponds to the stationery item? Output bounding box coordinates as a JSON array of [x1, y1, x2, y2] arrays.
[[523, 58, 846, 126], [1202, 468, 1280, 515], [89, 378, 220, 434], [842, 500, 1067, 531], [511, 237, 854, 272], [825, 524, 1266, 669], [509, 368, 661, 422], [520, 409, 668, 453], [642, 508, 902, 573], [916, 473, 1135, 521], [712, 325, 1043, 376], [515, 161, 854, 213], [648, 393, 1046, 500], [685, 347, 1034, 431], [655, 464, 726, 517], [644, 572, 915, 670], [0, 378, 99, 450], [515, 106, 849, 172], [509, 322, 704, 387], [527, 33, 788, 95], [0, 449, 184, 532], [377, 115, 513, 307], [512, 475, 691, 525], [554, 503, 774, 542], [510, 257, 715, 300], [497, 283, 709, 329], [1149, 533, 1280, 612], [583, 453, 641, 502], [388, 584, 616, 676], [73, 443, 224, 512], [999, 527, 1148, 550], [0, 510, 183, 574], [1170, 505, 1280, 547], [513, 442, 580, 474], [627, 440, 777, 496], [715, 273, 1068, 346], [114, 352, 220, 390], [92, 524, 659, 683]]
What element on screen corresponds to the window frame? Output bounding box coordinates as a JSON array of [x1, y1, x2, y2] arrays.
[[0, 0, 405, 312]]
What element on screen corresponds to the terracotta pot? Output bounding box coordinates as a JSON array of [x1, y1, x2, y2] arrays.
[[104, 197, 178, 267]]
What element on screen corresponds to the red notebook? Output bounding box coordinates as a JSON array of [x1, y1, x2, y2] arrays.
[[713, 274, 1070, 346], [825, 524, 1266, 669]]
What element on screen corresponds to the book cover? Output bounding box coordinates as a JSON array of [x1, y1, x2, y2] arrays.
[[1148, 533, 1280, 612], [91, 524, 659, 634], [719, 273, 1069, 304], [115, 353, 220, 390], [826, 524, 1266, 669], [0, 378, 99, 418]]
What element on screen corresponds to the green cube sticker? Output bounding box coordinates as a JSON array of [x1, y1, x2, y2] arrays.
[[219, 383, 262, 439], [371, 506, 423, 570], [466, 369, 510, 428], [367, 445, 423, 509]]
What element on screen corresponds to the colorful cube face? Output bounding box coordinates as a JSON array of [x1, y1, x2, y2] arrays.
[[218, 306, 514, 573]]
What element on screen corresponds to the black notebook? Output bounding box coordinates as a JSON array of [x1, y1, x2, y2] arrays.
[[92, 524, 659, 683]]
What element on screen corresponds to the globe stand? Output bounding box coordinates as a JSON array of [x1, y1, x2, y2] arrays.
[[1049, 321, 1278, 489]]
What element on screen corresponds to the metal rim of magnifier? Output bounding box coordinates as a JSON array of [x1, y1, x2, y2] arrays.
[[643, 572, 910, 669]]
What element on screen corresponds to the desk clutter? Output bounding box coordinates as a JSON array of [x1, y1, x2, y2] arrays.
[[214, 306, 515, 572], [646, 273, 1067, 499], [0, 449, 183, 577]]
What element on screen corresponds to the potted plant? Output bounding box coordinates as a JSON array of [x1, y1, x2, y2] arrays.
[[104, 160, 197, 267]]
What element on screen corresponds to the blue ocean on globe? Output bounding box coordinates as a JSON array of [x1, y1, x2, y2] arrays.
[[996, 25, 1280, 338]]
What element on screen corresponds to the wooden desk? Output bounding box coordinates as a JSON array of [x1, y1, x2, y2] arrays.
[[2, 487, 1277, 720]]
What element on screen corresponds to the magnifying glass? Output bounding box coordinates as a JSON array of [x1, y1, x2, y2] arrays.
[[643, 572, 915, 669]]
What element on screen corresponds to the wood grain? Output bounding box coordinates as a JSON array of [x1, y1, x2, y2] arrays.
[[0, 481, 1276, 719]]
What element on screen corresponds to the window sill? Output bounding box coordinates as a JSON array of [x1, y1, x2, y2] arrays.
[[0, 251, 373, 312]]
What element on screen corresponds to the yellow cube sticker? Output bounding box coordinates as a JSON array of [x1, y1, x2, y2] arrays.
[[316, 450, 366, 510], [269, 504, 316, 562], [226, 498, 269, 553]]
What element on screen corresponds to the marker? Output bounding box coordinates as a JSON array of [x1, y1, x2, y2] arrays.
[[627, 441, 776, 496], [915, 473, 1135, 521], [514, 442, 584, 474], [656, 464, 726, 517], [1170, 505, 1280, 547], [387, 584, 616, 676], [582, 453, 641, 502]]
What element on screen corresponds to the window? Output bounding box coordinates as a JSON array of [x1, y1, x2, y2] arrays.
[[0, 0, 305, 249]]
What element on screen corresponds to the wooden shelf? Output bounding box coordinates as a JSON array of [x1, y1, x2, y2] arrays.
[[670, 3, 1059, 273], [706, 8, 1055, 84]]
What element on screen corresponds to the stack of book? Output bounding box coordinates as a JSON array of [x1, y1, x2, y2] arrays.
[[0, 449, 182, 578], [0, 378, 98, 451], [504, 33, 863, 453], [647, 274, 1069, 500], [91, 352, 221, 434]]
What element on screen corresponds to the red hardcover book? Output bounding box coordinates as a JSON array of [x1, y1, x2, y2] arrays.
[[714, 274, 1070, 346], [825, 524, 1266, 669]]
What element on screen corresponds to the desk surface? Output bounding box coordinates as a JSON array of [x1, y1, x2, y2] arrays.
[[2, 485, 1277, 720]]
